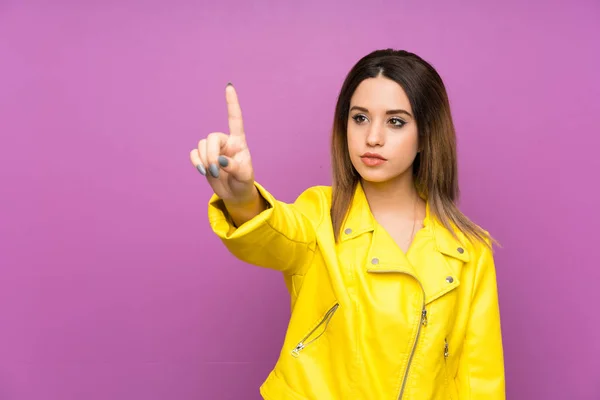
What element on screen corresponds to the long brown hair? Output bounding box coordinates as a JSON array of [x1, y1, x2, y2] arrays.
[[330, 49, 494, 247]]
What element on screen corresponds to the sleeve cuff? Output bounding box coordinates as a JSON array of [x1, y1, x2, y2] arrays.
[[207, 181, 276, 240]]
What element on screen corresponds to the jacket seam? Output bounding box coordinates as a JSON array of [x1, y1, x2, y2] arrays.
[[280, 187, 327, 276], [265, 217, 317, 247], [211, 212, 317, 251], [266, 185, 328, 251]]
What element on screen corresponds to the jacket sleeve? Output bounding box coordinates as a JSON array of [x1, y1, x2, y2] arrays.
[[207, 182, 322, 275], [456, 242, 506, 399]]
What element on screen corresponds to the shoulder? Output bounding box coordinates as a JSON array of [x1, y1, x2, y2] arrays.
[[462, 226, 497, 281], [469, 231, 494, 260], [295, 185, 332, 202], [433, 218, 495, 267], [292, 185, 332, 226], [436, 210, 495, 260]]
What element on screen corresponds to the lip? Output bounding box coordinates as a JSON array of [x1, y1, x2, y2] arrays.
[[360, 152, 387, 160]]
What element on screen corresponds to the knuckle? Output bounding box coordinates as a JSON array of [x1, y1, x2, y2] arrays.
[[197, 147, 207, 162], [190, 150, 201, 163], [206, 151, 219, 164], [207, 132, 223, 141]]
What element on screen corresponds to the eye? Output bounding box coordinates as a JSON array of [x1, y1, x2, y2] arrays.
[[389, 117, 406, 128], [351, 114, 368, 124]]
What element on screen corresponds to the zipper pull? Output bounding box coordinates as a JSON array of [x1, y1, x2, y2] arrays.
[[291, 342, 304, 358], [421, 309, 428, 326], [444, 338, 449, 358]]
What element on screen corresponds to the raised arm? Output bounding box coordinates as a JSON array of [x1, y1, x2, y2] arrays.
[[190, 84, 321, 275]]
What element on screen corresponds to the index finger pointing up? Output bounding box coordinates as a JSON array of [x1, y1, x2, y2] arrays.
[[226, 83, 245, 137]]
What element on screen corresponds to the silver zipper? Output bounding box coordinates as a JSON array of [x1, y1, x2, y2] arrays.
[[444, 338, 453, 400], [291, 303, 339, 358], [371, 270, 426, 400], [444, 338, 449, 358]]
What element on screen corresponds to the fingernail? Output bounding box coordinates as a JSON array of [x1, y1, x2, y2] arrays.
[[226, 82, 233, 87], [196, 164, 206, 176], [218, 155, 229, 168], [209, 163, 219, 178]]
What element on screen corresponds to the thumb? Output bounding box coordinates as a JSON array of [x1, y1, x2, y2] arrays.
[[217, 154, 253, 183], [217, 155, 238, 175]]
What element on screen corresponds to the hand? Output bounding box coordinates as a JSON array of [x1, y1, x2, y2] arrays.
[[190, 83, 256, 205]]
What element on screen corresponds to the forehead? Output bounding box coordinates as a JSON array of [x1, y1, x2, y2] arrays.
[[350, 76, 412, 112]]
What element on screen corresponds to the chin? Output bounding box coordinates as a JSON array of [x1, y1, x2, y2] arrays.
[[356, 164, 414, 185], [356, 169, 394, 184]]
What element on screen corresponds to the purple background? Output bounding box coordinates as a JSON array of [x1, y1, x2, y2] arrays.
[[1, 1, 599, 399]]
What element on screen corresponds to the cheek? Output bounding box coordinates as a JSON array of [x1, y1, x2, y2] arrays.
[[389, 130, 419, 158], [346, 129, 363, 170], [346, 127, 361, 152]]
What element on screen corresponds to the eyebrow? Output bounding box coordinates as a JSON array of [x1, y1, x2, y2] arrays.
[[349, 105, 413, 118]]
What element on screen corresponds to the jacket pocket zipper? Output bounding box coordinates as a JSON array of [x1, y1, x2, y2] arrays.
[[291, 303, 339, 358], [444, 338, 449, 359], [443, 338, 454, 400]]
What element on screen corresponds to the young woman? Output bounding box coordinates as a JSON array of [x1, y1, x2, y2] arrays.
[[190, 49, 505, 399]]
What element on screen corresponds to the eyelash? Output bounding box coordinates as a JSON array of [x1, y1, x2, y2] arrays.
[[351, 114, 406, 128]]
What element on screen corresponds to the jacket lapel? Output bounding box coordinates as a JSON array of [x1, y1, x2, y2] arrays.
[[341, 183, 470, 305]]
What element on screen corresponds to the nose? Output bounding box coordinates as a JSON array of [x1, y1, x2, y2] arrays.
[[366, 123, 384, 147]]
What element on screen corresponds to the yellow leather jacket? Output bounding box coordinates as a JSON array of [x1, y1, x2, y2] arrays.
[[208, 182, 505, 399]]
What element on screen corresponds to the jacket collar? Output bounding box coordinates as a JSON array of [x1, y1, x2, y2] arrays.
[[340, 182, 470, 263], [339, 182, 471, 304]]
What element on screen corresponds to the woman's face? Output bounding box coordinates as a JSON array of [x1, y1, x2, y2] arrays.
[[347, 75, 419, 184]]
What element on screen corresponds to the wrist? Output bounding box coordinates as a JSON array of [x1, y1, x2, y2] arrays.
[[222, 186, 267, 227], [223, 186, 260, 209]]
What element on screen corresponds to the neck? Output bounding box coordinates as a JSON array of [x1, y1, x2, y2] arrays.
[[361, 171, 423, 217]]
